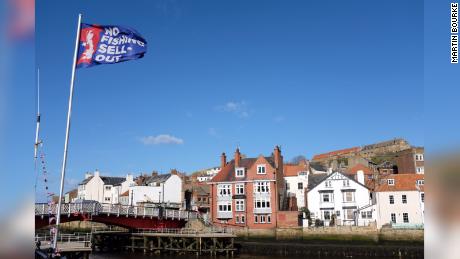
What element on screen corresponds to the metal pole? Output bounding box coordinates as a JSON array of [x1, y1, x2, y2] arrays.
[[34, 68, 40, 160], [53, 13, 82, 251]]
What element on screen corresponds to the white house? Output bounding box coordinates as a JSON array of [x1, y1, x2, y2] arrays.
[[128, 173, 182, 207], [307, 171, 374, 226], [374, 174, 425, 228], [77, 170, 135, 204], [283, 160, 310, 209]]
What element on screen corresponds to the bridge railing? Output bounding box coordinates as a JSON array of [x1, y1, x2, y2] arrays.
[[35, 202, 199, 220], [134, 227, 233, 235]]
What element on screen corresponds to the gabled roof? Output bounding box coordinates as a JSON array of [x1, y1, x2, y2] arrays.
[[120, 190, 129, 197], [79, 175, 126, 186], [307, 171, 369, 191], [307, 173, 329, 190], [144, 174, 172, 185], [211, 156, 275, 183], [100, 176, 126, 186], [347, 164, 373, 175], [374, 174, 424, 192]]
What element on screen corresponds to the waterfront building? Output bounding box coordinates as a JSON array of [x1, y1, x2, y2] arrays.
[[283, 159, 310, 210], [374, 174, 424, 228], [77, 170, 135, 204], [128, 173, 183, 207], [307, 171, 374, 226], [209, 146, 290, 229]]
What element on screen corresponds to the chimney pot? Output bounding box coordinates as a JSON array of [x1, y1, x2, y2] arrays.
[[235, 148, 241, 167]]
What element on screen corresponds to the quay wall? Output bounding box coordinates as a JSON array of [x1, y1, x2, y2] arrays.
[[233, 226, 423, 243]]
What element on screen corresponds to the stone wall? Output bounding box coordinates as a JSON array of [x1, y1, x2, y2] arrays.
[[233, 225, 423, 243], [277, 211, 299, 228]]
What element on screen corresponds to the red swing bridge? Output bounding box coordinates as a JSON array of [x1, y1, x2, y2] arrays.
[[35, 202, 200, 229]]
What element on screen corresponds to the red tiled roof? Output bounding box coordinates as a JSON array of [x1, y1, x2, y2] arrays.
[[347, 164, 373, 175], [211, 156, 275, 183], [120, 191, 129, 197], [283, 163, 308, 177], [375, 174, 424, 192], [312, 147, 361, 160]]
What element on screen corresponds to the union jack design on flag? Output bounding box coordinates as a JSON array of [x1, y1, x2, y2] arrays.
[[76, 23, 147, 69]]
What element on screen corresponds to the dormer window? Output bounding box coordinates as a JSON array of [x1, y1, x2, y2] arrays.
[[257, 165, 266, 174], [387, 179, 395, 185], [236, 167, 245, 177]]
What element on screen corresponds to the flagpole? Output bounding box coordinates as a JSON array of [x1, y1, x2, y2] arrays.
[[53, 13, 82, 252]]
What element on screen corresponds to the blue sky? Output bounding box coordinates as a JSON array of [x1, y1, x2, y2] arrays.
[[4, 0, 428, 201]]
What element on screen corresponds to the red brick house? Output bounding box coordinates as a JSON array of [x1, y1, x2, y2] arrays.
[[209, 146, 288, 229]]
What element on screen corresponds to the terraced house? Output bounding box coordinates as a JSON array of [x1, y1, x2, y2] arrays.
[[209, 146, 289, 228]]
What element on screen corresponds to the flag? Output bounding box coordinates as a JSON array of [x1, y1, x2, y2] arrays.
[[76, 23, 147, 69]]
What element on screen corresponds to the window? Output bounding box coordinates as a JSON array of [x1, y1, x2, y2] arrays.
[[254, 215, 258, 223], [336, 210, 340, 216], [321, 193, 333, 203], [267, 215, 271, 223], [236, 183, 245, 195], [421, 193, 425, 203], [298, 182, 303, 190], [105, 186, 112, 191], [286, 183, 290, 191], [235, 167, 245, 177], [198, 197, 202, 202], [323, 211, 331, 220], [416, 167, 424, 174], [325, 181, 332, 188], [260, 215, 266, 223], [241, 215, 245, 223], [257, 165, 266, 174], [361, 211, 367, 218], [235, 200, 245, 211], [254, 197, 270, 209], [104, 197, 111, 202], [343, 191, 354, 202], [218, 202, 232, 212], [387, 179, 395, 185], [343, 180, 350, 187], [403, 213, 409, 223], [344, 209, 354, 220], [367, 211, 372, 218], [415, 154, 424, 161], [402, 195, 407, 204], [416, 180, 424, 185], [218, 184, 231, 196], [236, 216, 240, 223], [254, 181, 270, 193], [391, 213, 396, 223], [389, 195, 394, 204]]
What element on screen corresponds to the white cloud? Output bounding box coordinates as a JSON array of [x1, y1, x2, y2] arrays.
[[217, 101, 250, 118], [140, 134, 184, 145]]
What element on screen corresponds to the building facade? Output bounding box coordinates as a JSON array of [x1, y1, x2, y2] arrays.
[[374, 174, 425, 228], [77, 170, 135, 204], [307, 171, 374, 226], [283, 160, 310, 210], [128, 173, 183, 207], [394, 147, 425, 174], [209, 146, 287, 229]]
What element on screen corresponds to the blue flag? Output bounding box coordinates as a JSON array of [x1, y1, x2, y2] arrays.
[[76, 23, 147, 69]]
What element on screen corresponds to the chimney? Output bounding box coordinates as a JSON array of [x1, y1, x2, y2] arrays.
[[85, 172, 92, 179], [235, 148, 241, 167], [151, 171, 158, 177], [274, 145, 282, 169], [221, 152, 227, 169], [357, 170, 365, 185], [94, 169, 100, 177]]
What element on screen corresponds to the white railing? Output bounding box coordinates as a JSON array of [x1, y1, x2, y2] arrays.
[[35, 232, 91, 247], [134, 227, 233, 235], [35, 202, 198, 220]]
